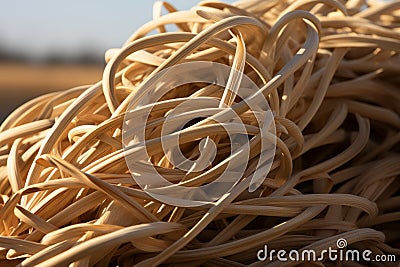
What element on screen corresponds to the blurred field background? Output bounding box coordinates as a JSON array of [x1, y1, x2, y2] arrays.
[[0, 60, 103, 121], [0, 0, 233, 122]]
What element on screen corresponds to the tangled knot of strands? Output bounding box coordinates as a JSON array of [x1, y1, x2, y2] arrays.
[[0, 0, 399, 266]]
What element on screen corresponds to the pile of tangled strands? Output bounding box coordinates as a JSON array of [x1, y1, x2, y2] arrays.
[[1, 0, 400, 266]]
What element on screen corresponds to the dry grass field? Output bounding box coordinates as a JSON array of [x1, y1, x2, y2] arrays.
[[0, 62, 103, 121]]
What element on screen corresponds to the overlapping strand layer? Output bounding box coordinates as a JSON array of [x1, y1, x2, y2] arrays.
[[0, 0, 399, 266]]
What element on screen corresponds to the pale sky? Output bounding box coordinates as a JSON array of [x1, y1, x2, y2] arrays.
[[0, 0, 235, 60]]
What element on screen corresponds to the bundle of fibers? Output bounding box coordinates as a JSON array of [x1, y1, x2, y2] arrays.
[[1, 0, 400, 266]]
